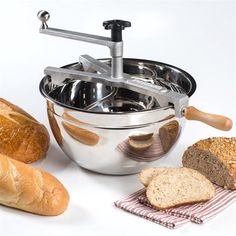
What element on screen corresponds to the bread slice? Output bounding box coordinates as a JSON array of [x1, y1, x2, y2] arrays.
[[139, 167, 176, 187], [182, 137, 236, 189], [146, 167, 215, 209]]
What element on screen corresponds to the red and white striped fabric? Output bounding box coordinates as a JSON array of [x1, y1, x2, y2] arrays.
[[116, 133, 164, 162], [114, 186, 236, 229], [114, 189, 189, 229]]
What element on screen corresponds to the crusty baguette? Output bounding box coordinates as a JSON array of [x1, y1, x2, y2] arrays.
[[62, 122, 99, 145], [146, 167, 215, 209], [0, 98, 50, 163], [62, 112, 85, 124], [47, 102, 63, 145], [139, 167, 176, 187], [182, 137, 236, 189], [62, 111, 99, 145], [0, 153, 69, 216]]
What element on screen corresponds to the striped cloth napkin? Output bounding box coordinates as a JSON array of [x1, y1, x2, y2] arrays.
[[115, 189, 188, 229], [116, 133, 164, 162], [114, 186, 236, 229]]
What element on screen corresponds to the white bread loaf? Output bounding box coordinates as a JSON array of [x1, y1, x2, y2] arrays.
[[0, 98, 50, 163], [146, 167, 215, 209], [182, 137, 236, 189], [0, 153, 69, 216]]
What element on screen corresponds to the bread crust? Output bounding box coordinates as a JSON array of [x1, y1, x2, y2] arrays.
[[129, 133, 154, 141], [182, 137, 236, 189], [147, 198, 210, 210], [0, 98, 50, 163], [0, 153, 69, 216], [159, 120, 179, 152]]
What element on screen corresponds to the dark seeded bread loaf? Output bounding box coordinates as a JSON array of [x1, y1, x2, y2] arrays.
[[182, 137, 236, 189], [146, 167, 215, 209]]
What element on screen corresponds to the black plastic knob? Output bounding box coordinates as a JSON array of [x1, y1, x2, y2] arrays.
[[103, 20, 131, 42]]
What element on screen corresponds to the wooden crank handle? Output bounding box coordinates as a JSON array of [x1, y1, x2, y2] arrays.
[[183, 106, 233, 131]]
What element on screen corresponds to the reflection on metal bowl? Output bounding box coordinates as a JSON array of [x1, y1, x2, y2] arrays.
[[40, 58, 196, 175]]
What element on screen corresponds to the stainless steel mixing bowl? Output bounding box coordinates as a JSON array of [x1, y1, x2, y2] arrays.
[[40, 58, 196, 175]]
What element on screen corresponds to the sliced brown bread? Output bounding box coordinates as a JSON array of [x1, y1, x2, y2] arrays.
[[146, 167, 215, 209], [139, 167, 176, 187], [182, 137, 236, 189]]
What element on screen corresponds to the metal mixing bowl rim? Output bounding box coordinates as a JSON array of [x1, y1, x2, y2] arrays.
[[39, 58, 196, 115]]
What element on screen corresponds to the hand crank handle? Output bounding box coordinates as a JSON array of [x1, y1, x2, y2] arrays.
[[37, 10, 131, 79]]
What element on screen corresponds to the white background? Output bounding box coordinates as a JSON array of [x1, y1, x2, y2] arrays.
[[0, 0, 235, 235]]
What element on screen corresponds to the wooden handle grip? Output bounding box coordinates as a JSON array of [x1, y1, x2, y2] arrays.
[[184, 106, 233, 131]]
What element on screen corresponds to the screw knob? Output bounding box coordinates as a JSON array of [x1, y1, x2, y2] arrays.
[[37, 10, 50, 29], [103, 20, 131, 42]]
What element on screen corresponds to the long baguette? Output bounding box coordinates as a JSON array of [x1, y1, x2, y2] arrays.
[[0, 153, 69, 216], [63, 122, 99, 145]]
